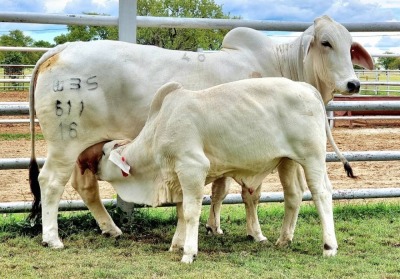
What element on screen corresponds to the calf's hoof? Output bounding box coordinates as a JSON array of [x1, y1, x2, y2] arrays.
[[247, 234, 267, 242], [205, 224, 223, 235], [323, 244, 338, 257], [181, 254, 197, 264]]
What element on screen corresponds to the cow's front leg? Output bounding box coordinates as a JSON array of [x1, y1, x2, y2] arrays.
[[241, 185, 266, 242], [71, 165, 122, 237], [275, 159, 305, 247], [206, 177, 231, 235], [39, 158, 74, 248], [169, 202, 186, 252]]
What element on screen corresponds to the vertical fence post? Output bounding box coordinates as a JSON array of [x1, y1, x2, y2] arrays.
[[117, 0, 137, 215], [118, 0, 137, 43]]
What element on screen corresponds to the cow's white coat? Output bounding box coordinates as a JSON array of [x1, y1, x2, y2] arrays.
[[29, 15, 373, 249]]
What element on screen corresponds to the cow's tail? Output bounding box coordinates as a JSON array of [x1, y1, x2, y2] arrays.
[[28, 60, 41, 223], [325, 116, 356, 178], [28, 43, 70, 223]]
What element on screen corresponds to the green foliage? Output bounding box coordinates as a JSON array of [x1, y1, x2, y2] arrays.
[[0, 30, 53, 77], [0, 133, 44, 141], [137, 0, 237, 50], [53, 0, 237, 50], [54, 13, 118, 44], [377, 51, 400, 70]]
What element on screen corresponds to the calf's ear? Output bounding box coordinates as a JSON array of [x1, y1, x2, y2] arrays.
[[77, 141, 108, 175], [351, 42, 374, 70]]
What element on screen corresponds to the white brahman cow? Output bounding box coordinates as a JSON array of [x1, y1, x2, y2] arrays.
[[79, 78, 338, 263], [29, 15, 373, 249]]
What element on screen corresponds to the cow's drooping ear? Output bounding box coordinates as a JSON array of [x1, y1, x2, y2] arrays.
[[302, 34, 314, 63], [351, 42, 374, 70]]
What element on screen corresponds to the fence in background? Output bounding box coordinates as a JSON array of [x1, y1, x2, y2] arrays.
[[0, 2, 400, 213]]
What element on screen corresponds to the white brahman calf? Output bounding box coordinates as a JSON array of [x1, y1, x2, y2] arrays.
[[79, 78, 338, 263]]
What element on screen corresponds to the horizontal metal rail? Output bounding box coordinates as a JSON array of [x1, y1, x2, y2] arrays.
[[329, 116, 400, 120], [2, 101, 400, 123], [3, 101, 400, 116], [2, 151, 400, 170], [1, 188, 399, 213], [2, 12, 400, 32], [326, 101, 400, 111], [0, 46, 50, 52], [0, 79, 30, 83]]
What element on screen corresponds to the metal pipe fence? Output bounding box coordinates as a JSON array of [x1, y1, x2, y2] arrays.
[[0, 5, 399, 213]]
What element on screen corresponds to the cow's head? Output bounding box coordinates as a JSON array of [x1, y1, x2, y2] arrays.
[[302, 15, 374, 104]]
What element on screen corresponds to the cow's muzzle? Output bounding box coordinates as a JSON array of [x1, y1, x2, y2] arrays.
[[347, 80, 361, 93]]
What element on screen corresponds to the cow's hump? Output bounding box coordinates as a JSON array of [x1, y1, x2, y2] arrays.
[[221, 27, 272, 51]]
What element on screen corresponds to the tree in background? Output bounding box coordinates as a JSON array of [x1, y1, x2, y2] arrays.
[[54, 0, 237, 50], [377, 51, 400, 70], [54, 13, 118, 44], [137, 0, 236, 50], [0, 30, 53, 77]]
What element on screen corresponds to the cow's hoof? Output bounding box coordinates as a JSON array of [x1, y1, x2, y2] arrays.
[[102, 227, 122, 238], [275, 238, 292, 248], [205, 224, 223, 235], [181, 254, 196, 264], [42, 239, 64, 249]]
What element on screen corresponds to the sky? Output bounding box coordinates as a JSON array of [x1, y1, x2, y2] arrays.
[[1, 0, 400, 55]]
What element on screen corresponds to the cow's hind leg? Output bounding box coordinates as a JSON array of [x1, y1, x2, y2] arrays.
[[241, 185, 266, 242], [206, 177, 231, 235], [275, 159, 306, 247], [71, 165, 122, 237], [39, 157, 74, 248], [303, 161, 338, 257]]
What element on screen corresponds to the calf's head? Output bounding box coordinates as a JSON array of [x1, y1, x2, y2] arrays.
[[302, 15, 374, 103], [77, 140, 131, 181]]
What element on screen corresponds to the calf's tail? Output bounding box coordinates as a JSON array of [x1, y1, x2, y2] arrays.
[[325, 117, 356, 178]]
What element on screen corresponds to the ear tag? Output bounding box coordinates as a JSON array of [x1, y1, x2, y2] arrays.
[[109, 149, 131, 177]]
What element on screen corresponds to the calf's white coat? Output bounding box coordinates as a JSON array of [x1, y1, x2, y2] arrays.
[[90, 78, 337, 263]]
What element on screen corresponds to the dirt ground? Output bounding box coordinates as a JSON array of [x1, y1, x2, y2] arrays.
[[1, 91, 400, 203]]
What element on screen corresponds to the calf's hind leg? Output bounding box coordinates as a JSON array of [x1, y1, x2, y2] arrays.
[[303, 162, 338, 257], [275, 159, 306, 247], [241, 185, 266, 242], [71, 165, 122, 237], [206, 177, 231, 235]]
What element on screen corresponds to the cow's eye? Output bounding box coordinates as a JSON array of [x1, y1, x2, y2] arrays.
[[321, 41, 332, 48]]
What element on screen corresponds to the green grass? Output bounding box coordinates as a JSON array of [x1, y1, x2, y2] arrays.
[[357, 71, 400, 96], [1, 202, 399, 278], [0, 133, 43, 140]]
